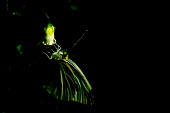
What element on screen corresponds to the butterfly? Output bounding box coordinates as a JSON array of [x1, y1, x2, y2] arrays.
[[41, 23, 94, 105]]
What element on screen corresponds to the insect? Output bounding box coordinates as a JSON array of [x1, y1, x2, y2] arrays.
[[41, 23, 94, 105]]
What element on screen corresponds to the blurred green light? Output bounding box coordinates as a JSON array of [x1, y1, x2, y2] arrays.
[[70, 5, 78, 11], [16, 44, 23, 55]]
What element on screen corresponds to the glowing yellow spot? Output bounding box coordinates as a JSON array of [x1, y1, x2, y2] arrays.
[[43, 23, 56, 45], [46, 23, 55, 35]]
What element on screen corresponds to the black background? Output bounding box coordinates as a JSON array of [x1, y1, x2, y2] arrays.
[[0, 0, 98, 112], [0, 0, 164, 112]]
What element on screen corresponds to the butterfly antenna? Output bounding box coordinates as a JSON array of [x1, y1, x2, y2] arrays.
[[70, 29, 88, 51], [42, 9, 50, 22]]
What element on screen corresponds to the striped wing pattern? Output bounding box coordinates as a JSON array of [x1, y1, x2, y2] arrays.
[[43, 58, 94, 105]]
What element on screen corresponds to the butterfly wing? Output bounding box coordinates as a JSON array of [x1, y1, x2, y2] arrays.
[[43, 54, 94, 105]]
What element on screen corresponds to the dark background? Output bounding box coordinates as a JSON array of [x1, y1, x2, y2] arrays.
[[0, 0, 161, 112], [0, 0, 98, 112]]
